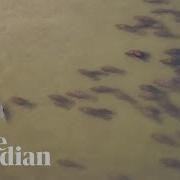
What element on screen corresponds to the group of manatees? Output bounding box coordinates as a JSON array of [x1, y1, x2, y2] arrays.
[[0, 0, 179, 179]]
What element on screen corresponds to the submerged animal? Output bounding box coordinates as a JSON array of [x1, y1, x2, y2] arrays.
[[139, 106, 163, 123], [101, 66, 127, 75], [139, 84, 166, 100], [108, 174, 132, 180], [160, 58, 180, 67], [152, 9, 180, 23], [159, 101, 180, 118], [57, 159, 86, 170], [48, 94, 75, 109], [144, 0, 169, 4], [165, 48, 180, 58], [154, 76, 180, 91], [66, 90, 95, 100], [134, 16, 161, 29], [91, 86, 120, 94], [79, 107, 114, 120], [115, 91, 138, 105], [78, 69, 108, 80], [10, 97, 35, 108], [151, 133, 179, 147], [154, 28, 177, 38], [125, 49, 150, 61], [160, 158, 180, 170], [115, 24, 140, 33]]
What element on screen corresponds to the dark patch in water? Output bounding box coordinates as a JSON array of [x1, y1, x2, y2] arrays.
[[165, 48, 180, 58], [57, 159, 86, 170], [115, 91, 138, 105], [101, 66, 127, 75], [116, 15, 177, 38], [91, 86, 120, 94], [134, 16, 162, 29], [48, 94, 75, 109], [175, 67, 180, 76], [66, 90, 96, 100], [108, 174, 132, 180], [159, 101, 180, 118], [154, 28, 177, 38], [144, 0, 169, 4], [10, 97, 35, 108], [115, 24, 140, 33], [152, 9, 180, 23], [125, 49, 150, 61], [151, 133, 179, 147], [140, 106, 163, 123], [160, 58, 180, 67], [78, 69, 108, 81], [139, 84, 166, 100], [153, 77, 180, 91], [160, 158, 180, 170], [79, 107, 114, 120]]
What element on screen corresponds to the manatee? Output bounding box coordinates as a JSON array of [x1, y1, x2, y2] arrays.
[[151, 133, 179, 147], [115, 24, 140, 33], [125, 49, 150, 61], [140, 106, 163, 123], [10, 96, 35, 108], [66, 90, 96, 100], [57, 159, 86, 170], [101, 66, 127, 75], [91, 86, 120, 94], [144, 0, 169, 4], [79, 107, 114, 120], [139, 84, 166, 100], [48, 94, 75, 109], [78, 69, 108, 80], [160, 158, 180, 170]]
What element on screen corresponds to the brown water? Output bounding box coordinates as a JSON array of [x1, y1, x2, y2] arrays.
[[0, 0, 180, 179]]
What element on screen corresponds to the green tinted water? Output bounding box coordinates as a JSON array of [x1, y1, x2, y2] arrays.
[[0, 0, 180, 179]]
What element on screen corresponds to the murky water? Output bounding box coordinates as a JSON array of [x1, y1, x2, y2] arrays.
[[0, 0, 180, 179]]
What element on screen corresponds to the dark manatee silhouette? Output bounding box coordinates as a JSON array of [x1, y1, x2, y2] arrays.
[[91, 85, 120, 94], [48, 94, 75, 109], [134, 16, 162, 29], [108, 174, 132, 180], [161, 58, 180, 67], [152, 9, 180, 23], [154, 28, 177, 38], [10, 96, 35, 108], [139, 106, 163, 123], [159, 101, 180, 118], [116, 15, 176, 38], [160, 158, 180, 170], [144, 0, 169, 4], [101, 66, 127, 75], [79, 107, 114, 120], [139, 84, 166, 100], [57, 159, 86, 170], [161, 48, 180, 67], [66, 90, 96, 100], [154, 76, 180, 91], [165, 48, 180, 58], [125, 49, 150, 61], [78, 68, 108, 81], [115, 24, 140, 33], [151, 133, 179, 147], [175, 67, 180, 76], [115, 91, 138, 105]]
